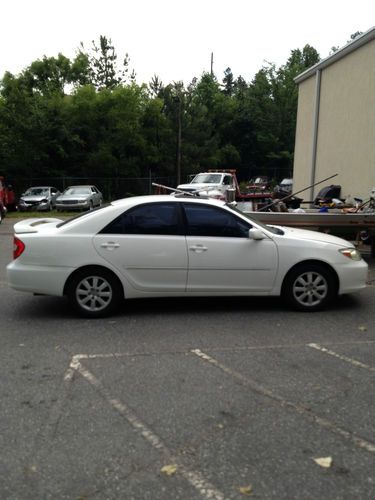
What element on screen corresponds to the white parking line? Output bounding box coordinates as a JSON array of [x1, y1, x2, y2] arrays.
[[191, 349, 375, 454], [308, 343, 375, 372], [66, 355, 227, 500]]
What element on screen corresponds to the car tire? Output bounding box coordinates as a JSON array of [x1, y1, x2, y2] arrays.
[[89, 201, 94, 211], [67, 267, 123, 318], [282, 263, 337, 312]]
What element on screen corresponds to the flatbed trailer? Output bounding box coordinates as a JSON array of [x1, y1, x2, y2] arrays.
[[237, 205, 375, 256]]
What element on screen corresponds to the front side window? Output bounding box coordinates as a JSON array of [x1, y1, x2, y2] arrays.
[[183, 203, 250, 238], [100, 202, 183, 235]]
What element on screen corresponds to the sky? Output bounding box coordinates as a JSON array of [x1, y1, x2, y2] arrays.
[[1, 0, 374, 86]]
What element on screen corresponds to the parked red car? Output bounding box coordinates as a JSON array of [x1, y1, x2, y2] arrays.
[[246, 176, 270, 191], [0, 198, 6, 223], [0, 176, 16, 211]]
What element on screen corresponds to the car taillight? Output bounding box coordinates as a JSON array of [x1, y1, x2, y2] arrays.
[[13, 237, 25, 259]]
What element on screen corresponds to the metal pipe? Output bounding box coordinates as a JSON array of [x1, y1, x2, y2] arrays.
[[310, 69, 322, 205]]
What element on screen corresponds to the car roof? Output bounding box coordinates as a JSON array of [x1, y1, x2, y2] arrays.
[[65, 185, 97, 188]]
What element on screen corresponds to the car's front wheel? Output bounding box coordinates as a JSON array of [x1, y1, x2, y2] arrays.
[[67, 267, 123, 318], [282, 263, 337, 311]]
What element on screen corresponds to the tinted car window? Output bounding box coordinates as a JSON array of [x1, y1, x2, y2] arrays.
[[100, 202, 183, 235], [183, 203, 250, 237]]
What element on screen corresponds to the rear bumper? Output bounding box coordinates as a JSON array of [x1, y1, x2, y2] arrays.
[[6, 261, 73, 296]]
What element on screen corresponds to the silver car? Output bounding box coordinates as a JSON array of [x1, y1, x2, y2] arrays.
[[55, 185, 103, 211], [18, 186, 61, 211]]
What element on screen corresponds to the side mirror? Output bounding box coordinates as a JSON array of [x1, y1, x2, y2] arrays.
[[249, 228, 266, 240]]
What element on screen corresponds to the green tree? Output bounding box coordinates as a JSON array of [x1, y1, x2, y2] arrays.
[[80, 36, 133, 90], [222, 67, 235, 96], [149, 75, 164, 97]]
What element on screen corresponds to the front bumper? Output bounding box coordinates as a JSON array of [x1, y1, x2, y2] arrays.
[[55, 201, 90, 210], [18, 202, 51, 211], [337, 258, 369, 294]]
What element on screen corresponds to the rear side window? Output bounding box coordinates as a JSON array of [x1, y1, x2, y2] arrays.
[[183, 203, 250, 237], [100, 202, 183, 235]]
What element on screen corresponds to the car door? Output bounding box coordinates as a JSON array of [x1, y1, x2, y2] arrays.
[[90, 186, 99, 206], [93, 201, 188, 292], [51, 188, 59, 205], [183, 202, 278, 292]]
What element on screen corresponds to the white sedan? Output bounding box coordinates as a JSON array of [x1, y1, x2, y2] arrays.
[[55, 185, 102, 211], [7, 195, 368, 318]]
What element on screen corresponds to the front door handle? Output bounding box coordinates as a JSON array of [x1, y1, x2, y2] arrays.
[[189, 245, 208, 253]]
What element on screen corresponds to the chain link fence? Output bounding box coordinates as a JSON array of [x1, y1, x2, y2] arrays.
[[11, 175, 177, 202]]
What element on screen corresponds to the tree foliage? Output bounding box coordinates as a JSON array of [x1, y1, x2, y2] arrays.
[[0, 36, 321, 190]]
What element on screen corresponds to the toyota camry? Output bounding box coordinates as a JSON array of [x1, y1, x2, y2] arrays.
[[7, 195, 368, 317]]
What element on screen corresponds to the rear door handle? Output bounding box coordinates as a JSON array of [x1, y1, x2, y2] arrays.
[[100, 242, 120, 249]]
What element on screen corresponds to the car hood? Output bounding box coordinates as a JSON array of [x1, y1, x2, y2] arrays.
[[21, 195, 49, 202], [273, 225, 353, 247]]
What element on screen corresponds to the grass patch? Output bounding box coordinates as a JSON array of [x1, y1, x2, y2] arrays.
[[7, 210, 77, 218]]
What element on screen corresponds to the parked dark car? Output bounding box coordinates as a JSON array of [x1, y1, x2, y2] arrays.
[[314, 185, 342, 207]]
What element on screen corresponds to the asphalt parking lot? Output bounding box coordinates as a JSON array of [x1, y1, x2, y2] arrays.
[[0, 217, 374, 499]]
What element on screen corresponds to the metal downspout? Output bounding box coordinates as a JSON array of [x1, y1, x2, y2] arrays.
[[310, 69, 322, 205]]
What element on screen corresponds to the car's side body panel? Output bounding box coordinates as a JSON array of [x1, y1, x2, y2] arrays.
[[93, 234, 189, 292], [186, 236, 278, 291]]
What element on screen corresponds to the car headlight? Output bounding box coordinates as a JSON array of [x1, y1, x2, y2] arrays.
[[339, 248, 362, 261]]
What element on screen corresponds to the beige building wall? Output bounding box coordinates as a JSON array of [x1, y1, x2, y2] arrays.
[[293, 34, 375, 203]]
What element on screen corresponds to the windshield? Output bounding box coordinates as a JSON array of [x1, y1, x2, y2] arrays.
[[226, 203, 285, 235], [25, 188, 49, 196], [64, 187, 91, 195], [191, 174, 222, 184]]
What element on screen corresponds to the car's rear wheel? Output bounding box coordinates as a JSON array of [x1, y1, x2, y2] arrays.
[[282, 263, 337, 311], [67, 268, 123, 318]]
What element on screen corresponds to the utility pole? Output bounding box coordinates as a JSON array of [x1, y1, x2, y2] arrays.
[[210, 52, 214, 76], [176, 95, 182, 185]]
